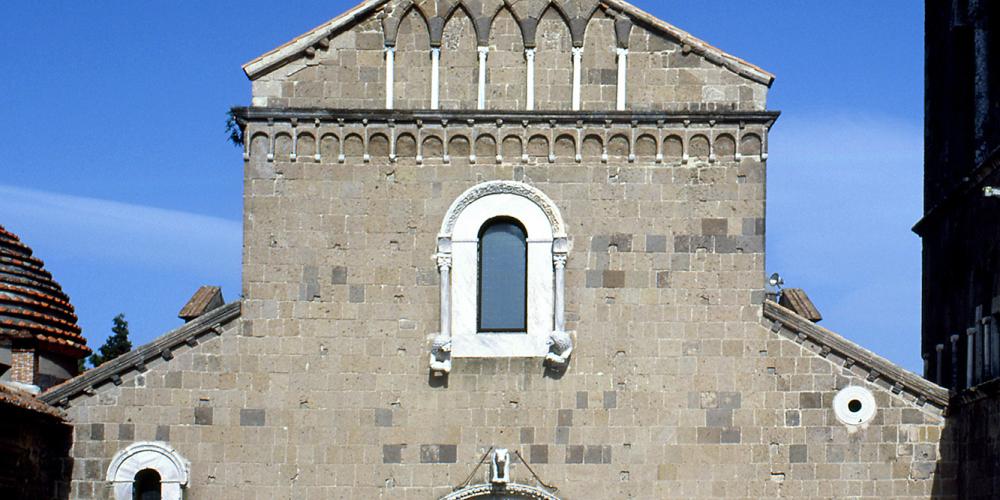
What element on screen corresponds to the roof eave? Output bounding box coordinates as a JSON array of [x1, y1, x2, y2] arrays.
[[242, 0, 389, 80]]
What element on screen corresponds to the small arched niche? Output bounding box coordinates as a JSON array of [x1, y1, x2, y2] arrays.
[[107, 442, 189, 500]]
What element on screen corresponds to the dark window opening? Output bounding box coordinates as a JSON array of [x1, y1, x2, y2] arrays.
[[478, 218, 528, 333], [133, 469, 162, 500]]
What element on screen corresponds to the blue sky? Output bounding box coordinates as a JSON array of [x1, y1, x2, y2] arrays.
[[0, 2, 925, 370]]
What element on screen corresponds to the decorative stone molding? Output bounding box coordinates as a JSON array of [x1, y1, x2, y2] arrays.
[[431, 181, 569, 366], [106, 441, 189, 500], [440, 483, 562, 500], [235, 109, 776, 168], [439, 181, 567, 240]]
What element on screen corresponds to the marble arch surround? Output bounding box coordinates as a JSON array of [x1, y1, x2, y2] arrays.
[[106, 441, 190, 500], [433, 181, 569, 363]]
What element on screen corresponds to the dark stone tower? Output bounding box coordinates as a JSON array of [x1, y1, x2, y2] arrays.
[[917, 0, 999, 390]]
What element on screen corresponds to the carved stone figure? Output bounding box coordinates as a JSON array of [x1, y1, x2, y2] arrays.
[[545, 330, 574, 368], [429, 333, 452, 375], [490, 448, 510, 485]]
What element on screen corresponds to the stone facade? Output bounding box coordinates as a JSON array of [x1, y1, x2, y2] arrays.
[[44, 1, 954, 498]]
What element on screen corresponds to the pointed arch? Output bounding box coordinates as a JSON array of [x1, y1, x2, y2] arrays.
[[395, 4, 433, 109], [581, 8, 616, 111], [487, 6, 527, 110], [440, 5, 478, 109], [535, 4, 573, 110]]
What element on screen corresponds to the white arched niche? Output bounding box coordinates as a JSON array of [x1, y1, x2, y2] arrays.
[[430, 181, 570, 372], [106, 441, 190, 500]]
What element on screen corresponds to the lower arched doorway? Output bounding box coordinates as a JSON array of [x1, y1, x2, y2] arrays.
[[439, 483, 562, 500]]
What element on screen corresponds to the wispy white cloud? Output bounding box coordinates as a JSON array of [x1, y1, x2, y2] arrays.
[[0, 184, 241, 273], [766, 112, 924, 371]]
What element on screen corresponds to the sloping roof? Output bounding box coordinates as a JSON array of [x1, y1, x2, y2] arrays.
[[763, 300, 950, 410], [242, 0, 775, 86], [178, 286, 224, 321], [0, 383, 64, 420], [0, 225, 89, 358], [41, 301, 240, 407]]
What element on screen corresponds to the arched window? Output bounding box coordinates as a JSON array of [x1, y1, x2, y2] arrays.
[[107, 442, 189, 500], [430, 181, 572, 372], [133, 469, 161, 500], [478, 218, 527, 333]]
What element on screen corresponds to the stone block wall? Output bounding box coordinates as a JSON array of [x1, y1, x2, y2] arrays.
[[248, 0, 769, 112]]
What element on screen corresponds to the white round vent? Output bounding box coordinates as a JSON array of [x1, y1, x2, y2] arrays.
[[833, 386, 877, 426]]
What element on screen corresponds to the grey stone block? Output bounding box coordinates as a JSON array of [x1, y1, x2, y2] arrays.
[[785, 410, 801, 427], [590, 235, 610, 252], [720, 428, 741, 444], [375, 408, 393, 427], [702, 218, 728, 236], [718, 392, 741, 409], [566, 445, 584, 464], [585, 445, 604, 464], [558, 409, 573, 427], [609, 233, 633, 252], [90, 424, 104, 441], [331, 265, 348, 284], [194, 406, 214, 425], [383, 444, 404, 464], [789, 444, 807, 463], [349, 284, 366, 303], [656, 271, 670, 288], [603, 271, 625, 288], [420, 444, 457, 463], [799, 393, 822, 409], [706, 409, 732, 428], [240, 408, 266, 427], [194, 407, 214, 426], [555, 426, 570, 444], [645, 234, 667, 253], [520, 427, 534, 444], [117, 423, 134, 441], [530, 444, 548, 464], [300, 265, 320, 300], [604, 391, 618, 409], [155, 425, 170, 441], [585, 270, 603, 288], [576, 391, 589, 409]]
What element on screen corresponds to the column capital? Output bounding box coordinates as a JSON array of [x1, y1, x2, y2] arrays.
[[478, 46, 490, 56], [553, 254, 568, 268], [571, 47, 585, 57], [434, 253, 452, 270], [616, 47, 629, 56]]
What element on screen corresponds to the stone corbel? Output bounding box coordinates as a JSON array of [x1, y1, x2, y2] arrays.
[[430, 242, 453, 376]]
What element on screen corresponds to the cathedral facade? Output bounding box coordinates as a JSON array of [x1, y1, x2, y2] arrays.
[[38, 1, 953, 498]]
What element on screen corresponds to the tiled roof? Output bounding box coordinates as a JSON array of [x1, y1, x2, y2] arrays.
[[0, 225, 89, 358], [0, 383, 65, 420]]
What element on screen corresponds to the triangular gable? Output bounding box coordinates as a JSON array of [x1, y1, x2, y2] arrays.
[[242, 0, 774, 86]]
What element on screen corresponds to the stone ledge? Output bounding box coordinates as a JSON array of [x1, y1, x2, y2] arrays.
[[40, 302, 241, 408], [763, 300, 950, 410]]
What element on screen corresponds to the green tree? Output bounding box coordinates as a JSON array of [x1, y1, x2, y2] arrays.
[[89, 314, 133, 367]]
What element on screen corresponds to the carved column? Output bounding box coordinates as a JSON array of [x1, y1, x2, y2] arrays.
[[616, 48, 628, 111], [525, 49, 536, 111], [385, 46, 395, 110], [431, 47, 441, 110], [477, 46, 490, 110], [950, 334, 960, 389], [571, 47, 584, 111], [553, 254, 567, 332], [438, 252, 452, 339], [967, 328, 975, 387]]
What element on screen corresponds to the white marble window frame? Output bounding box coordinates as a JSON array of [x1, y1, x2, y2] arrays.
[[436, 181, 568, 359], [106, 441, 189, 500]]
